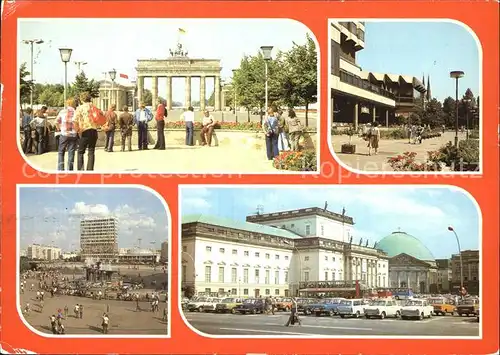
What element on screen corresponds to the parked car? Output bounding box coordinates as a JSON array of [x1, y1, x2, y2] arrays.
[[401, 299, 433, 320], [297, 298, 315, 315], [428, 297, 455, 316], [456, 298, 479, 316], [202, 298, 222, 312], [215, 297, 244, 314], [364, 299, 401, 319], [186, 297, 216, 312], [234, 298, 265, 314], [307, 298, 345, 317], [337, 298, 366, 318], [276, 297, 293, 311]]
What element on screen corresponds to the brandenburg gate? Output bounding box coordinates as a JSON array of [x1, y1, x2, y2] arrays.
[[136, 43, 222, 111]]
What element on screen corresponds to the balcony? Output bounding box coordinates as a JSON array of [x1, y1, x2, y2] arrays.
[[396, 97, 418, 105], [339, 70, 396, 100], [339, 51, 357, 66]]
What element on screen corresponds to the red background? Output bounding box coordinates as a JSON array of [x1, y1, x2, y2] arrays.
[[1, 1, 499, 354]]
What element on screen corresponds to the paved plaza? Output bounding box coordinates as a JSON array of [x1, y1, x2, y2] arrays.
[[20, 280, 168, 335], [184, 311, 479, 336], [24, 145, 281, 173], [331, 131, 468, 172]]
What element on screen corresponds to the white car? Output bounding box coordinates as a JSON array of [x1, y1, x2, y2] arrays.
[[337, 299, 366, 318], [365, 299, 401, 319], [202, 298, 222, 312], [186, 297, 216, 312], [401, 299, 434, 320]]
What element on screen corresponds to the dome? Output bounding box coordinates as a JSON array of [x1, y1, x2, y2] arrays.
[[377, 231, 435, 261]]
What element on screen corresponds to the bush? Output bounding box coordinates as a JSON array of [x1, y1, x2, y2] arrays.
[[273, 150, 317, 171], [380, 128, 408, 140], [469, 130, 480, 139], [433, 139, 480, 169], [387, 152, 443, 171], [165, 121, 262, 130]]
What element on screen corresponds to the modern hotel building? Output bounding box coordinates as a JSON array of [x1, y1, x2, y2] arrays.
[[329, 21, 428, 128]]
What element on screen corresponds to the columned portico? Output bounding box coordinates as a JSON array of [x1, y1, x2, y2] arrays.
[[185, 76, 192, 108], [214, 76, 221, 111], [388, 253, 438, 293], [152, 76, 158, 106], [166, 76, 172, 110], [137, 76, 144, 105], [200, 76, 206, 111]]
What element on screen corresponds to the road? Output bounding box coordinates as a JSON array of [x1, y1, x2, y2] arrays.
[[184, 311, 479, 336]]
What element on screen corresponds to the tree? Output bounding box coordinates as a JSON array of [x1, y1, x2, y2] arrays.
[[459, 88, 476, 129], [442, 96, 456, 128], [278, 33, 318, 125], [69, 71, 100, 99], [19, 63, 33, 108], [142, 89, 152, 106], [421, 98, 445, 127]]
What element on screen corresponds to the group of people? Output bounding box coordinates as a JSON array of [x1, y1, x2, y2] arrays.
[[262, 107, 304, 160]]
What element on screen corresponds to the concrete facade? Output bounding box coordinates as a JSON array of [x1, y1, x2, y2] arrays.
[[80, 217, 119, 262], [26, 244, 62, 261]]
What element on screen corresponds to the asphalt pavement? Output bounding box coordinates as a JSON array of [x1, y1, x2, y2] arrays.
[[183, 311, 480, 337]]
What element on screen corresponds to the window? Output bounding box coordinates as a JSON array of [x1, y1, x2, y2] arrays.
[[275, 289, 280, 295], [320, 225, 324, 236], [265, 270, 270, 284], [219, 248, 225, 254], [232, 249, 237, 255], [243, 269, 249, 283], [243, 288, 249, 295], [332, 257, 336, 262], [231, 268, 237, 283], [205, 266, 212, 282], [182, 246, 187, 252], [332, 272, 336, 281], [205, 288, 211, 294], [182, 265, 187, 281], [275, 254, 279, 260], [305, 256, 309, 261], [324, 256, 328, 261], [255, 252, 260, 257], [274, 270, 279, 284], [382, 276, 386, 286], [265, 289, 270, 295], [206, 246, 212, 252], [255, 269, 260, 283], [265, 253, 270, 259], [218, 267, 224, 282], [231, 288, 237, 295], [325, 272, 328, 281], [304, 271, 310, 282], [285, 256, 289, 260], [285, 271, 289, 283], [244, 251, 249, 257], [305, 224, 311, 235]]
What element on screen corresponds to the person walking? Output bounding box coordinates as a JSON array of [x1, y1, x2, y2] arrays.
[[101, 313, 110, 334], [277, 110, 290, 151], [103, 104, 117, 152], [21, 108, 34, 154], [55, 97, 78, 170], [182, 106, 195, 146], [134, 102, 153, 150], [118, 105, 134, 152], [75, 92, 102, 170], [154, 99, 167, 150], [32, 106, 48, 155], [286, 109, 303, 151], [284, 297, 301, 326], [263, 107, 279, 160], [367, 121, 380, 156]]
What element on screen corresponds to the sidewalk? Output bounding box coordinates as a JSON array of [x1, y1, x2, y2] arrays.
[[24, 145, 283, 174], [331, 131, 466, 172]]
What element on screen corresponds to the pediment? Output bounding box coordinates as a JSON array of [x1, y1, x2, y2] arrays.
[[264, 265, 271, 269], [230, 263, 239, 267], [390, 253, 431, 267], [217, 261, 226, 266], [242, 263, 251, 267], [203, 260, 213, 265]]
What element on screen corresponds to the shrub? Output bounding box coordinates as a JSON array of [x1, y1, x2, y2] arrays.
[[273, 150, 317, 171], [387, 151, 443, 171], [469, 130, 480, 139], [434, 139, 480, 169], [380, 128, 408, 140]]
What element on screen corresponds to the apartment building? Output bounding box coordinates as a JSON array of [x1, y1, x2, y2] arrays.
[[26, 244, 62, 261], [80, 217, 119, 262]]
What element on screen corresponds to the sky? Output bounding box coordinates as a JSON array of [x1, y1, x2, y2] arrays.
[[18, 187, 169, 252], [18, 18, 312, 104], [181, 186, 479, 259], [357, 21, 480, 102]]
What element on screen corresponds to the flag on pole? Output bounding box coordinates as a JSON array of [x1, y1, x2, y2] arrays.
[[178, 28, 186, 34], [119, 73, 129, 79]]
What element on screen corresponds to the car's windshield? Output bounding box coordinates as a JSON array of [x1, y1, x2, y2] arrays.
[[222, 298, 235, 303], [340, 300, 352, 305], [429, 298, 444, 304], [243, 299, 256, 304], [405, 300, 422, 306], [371, 300, 387, 306], [462, 299, 476, 305], [195, 297, 207, 302]]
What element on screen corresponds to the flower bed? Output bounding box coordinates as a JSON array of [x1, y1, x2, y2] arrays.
[[430, 139, 479, 171], [165, 121, 262, 130], [380, 128, 407, 140], [387, 152, 443, 171], [273, 150, 317, 171]]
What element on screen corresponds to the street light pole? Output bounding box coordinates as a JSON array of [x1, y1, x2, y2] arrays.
[[450, 71, 465, 148], [260, 45, 274, 116], [463, 98, 471, 140], [74, 61, 88, 73], [232, 69, 238, 123], [109, 69, 117, 107], [448, 226, 464, 290], [182, 251, 196, 294], [59, 48, 73, 106], [23, 39, 44, 109]]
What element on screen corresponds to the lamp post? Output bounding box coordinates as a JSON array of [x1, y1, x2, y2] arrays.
[[109, 68, 117, 107], [447, 226, 464, 291], [450, 71, 465, 147], [23, 39, 44, 109], [74, 61, 87, 73], [463, 98, 471, 140], [182, 251, 197, 294], [260, 45, 274, 115], [59, 48, 73, 106], [232, 69, 238, 122]]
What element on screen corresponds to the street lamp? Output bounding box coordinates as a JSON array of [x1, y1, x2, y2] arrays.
[[74, 61, 88, 73], [450, 71, 465, 147], [59, 47, 73, 106], [22, 39, 44, 109], [447, 226, 464, 291], [109, 68, 117, 107], [463, 98, 471, 140], [260, 45, 274, 115], [232, 69, 238, 122], [182, 251, 197, 294]]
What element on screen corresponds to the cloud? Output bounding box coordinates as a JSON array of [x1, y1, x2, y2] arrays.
[[182, 187, 212, 212], [70, 202, 110, 216]]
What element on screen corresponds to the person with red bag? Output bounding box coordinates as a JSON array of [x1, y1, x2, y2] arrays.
[[74, 92, 104, 171]]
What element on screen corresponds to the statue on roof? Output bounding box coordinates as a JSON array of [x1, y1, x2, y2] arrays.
[[359, 238, 363, 246], [169, 42, 188, 57]]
